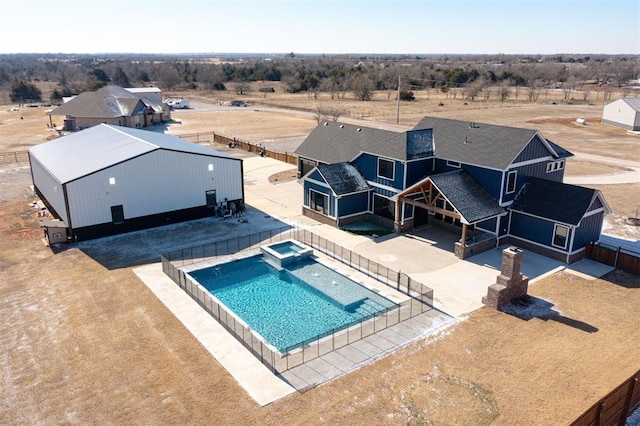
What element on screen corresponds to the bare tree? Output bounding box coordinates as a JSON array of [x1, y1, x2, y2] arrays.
[[563, 75, 577, 100], [465, 79, 484, 101], [499, 79, 513, 101], [200, 66, 226, 91], [157, 66, 181, 90], [233, 81, 251, 95], [348, 74, 374, 101], [314, 105, 343, 123]]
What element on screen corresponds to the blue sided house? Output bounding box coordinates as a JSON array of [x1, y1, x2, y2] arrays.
[[295, 117, 610, 263]]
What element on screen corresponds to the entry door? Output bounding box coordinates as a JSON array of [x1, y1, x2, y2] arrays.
[[414, 206, 429, 226], [206, 189, 217, 207], [111, 205, 124, 224]]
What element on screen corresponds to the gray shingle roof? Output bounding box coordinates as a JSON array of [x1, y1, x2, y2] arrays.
[[317, 162, 369, 195], [545, 139, 573, 159], [297, 117, 563, 171], [429, 170, 505, 224], [294, 122, 433, 163], [413, 116, 541, 169], [28, 124, 236, 184], [510, 178, 602, 226], [295, 122, 400, 163], [50, 85, 161, 118]]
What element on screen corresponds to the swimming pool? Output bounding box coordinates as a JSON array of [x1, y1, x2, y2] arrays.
[[188, 253, 396, 353]]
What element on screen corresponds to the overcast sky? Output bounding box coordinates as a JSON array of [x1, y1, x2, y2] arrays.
[[1, 0, 638, 55]]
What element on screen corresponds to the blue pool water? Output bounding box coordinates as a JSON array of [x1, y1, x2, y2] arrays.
[[189, 255, 396, 352], [269, 241, 305, 256]]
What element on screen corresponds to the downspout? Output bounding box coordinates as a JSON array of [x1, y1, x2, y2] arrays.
[[567, 226, 576, 263]]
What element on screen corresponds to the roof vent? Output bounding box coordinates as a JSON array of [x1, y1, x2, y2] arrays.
[[340, 125, 344, 128], [357, 128, 362, 132], [323, 122, 329, 126]]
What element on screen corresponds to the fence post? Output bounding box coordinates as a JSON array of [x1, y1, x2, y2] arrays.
[[621, 376, 639, 425]]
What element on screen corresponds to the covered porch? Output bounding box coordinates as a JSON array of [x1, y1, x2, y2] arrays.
[[394, 170, 506, 259]]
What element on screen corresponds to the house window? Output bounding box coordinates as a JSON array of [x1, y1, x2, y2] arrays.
[[377, 158, 395, 180], [552, 224, 569, 249], [373, 194, 395, 220], [447, 160, 461, 168], [300, 159, 316, 177], [546, 160, 565, 173], [309, 190, 328, 215], [506, 170, 517, 194]]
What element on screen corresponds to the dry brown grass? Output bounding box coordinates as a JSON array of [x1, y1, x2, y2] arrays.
[[1, 198, 639, 425], [1, 88, 639, 424]]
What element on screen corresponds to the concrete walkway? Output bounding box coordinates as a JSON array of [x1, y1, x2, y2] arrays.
[[132, 152, 616, 406], [237, 154, 616, 318]]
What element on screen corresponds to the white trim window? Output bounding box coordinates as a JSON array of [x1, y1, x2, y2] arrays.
[[373, 193, 395, 220], [546, 160, 565, 173], [552, 224, 569, 249], [377, 158, 395, 180], [506, 170, 517, 194]]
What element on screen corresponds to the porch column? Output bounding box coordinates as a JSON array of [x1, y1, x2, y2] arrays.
[[394, 197, 402, 232], [460, 223, 468, 245]]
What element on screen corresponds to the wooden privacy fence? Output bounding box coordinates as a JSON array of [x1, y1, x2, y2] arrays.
[[0, 131, 298, 166], [176, 131, 298, 166], [571, 369, 640, 426], [585, 242, 640, 275]]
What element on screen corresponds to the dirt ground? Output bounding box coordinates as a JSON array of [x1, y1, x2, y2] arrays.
[[1, 92, 639, 425], [0, 195, 639, 425]]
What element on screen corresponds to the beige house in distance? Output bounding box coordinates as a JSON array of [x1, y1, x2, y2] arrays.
[[50, 85, 170, 131]]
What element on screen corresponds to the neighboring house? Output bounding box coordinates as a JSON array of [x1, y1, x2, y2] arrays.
[[601, 98, 640, 131], [49, 85, 171, 131], [295, 117, 610, 263], [29, 124, 244, 243]]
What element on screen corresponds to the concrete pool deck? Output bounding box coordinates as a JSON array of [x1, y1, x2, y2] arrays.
[[131, 153, 614, 406], [133, 262, 455, 406]]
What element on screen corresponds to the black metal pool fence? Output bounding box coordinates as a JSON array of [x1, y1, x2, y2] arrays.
[[161, 226, 435, 373]]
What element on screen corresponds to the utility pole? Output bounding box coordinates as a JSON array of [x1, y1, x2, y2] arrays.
[[396, 75, 401, 124]]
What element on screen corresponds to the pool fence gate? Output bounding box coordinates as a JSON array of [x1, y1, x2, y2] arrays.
[[161, 226, 435, 373]]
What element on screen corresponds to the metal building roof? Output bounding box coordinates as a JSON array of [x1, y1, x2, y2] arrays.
[[621, 98, 640, 112], [28, 124, 237, 184]]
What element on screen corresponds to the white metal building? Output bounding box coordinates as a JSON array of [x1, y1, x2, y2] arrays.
[[125, 87, 163, 105], [601, 98, 640, 131], [29, 124, 244, 242]]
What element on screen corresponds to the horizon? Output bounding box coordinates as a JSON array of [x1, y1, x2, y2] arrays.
[[1, 0, 638, 56], [2, 51, 638, 57]]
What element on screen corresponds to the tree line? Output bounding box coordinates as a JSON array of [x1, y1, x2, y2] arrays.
[[1, 53, 637, 104]]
